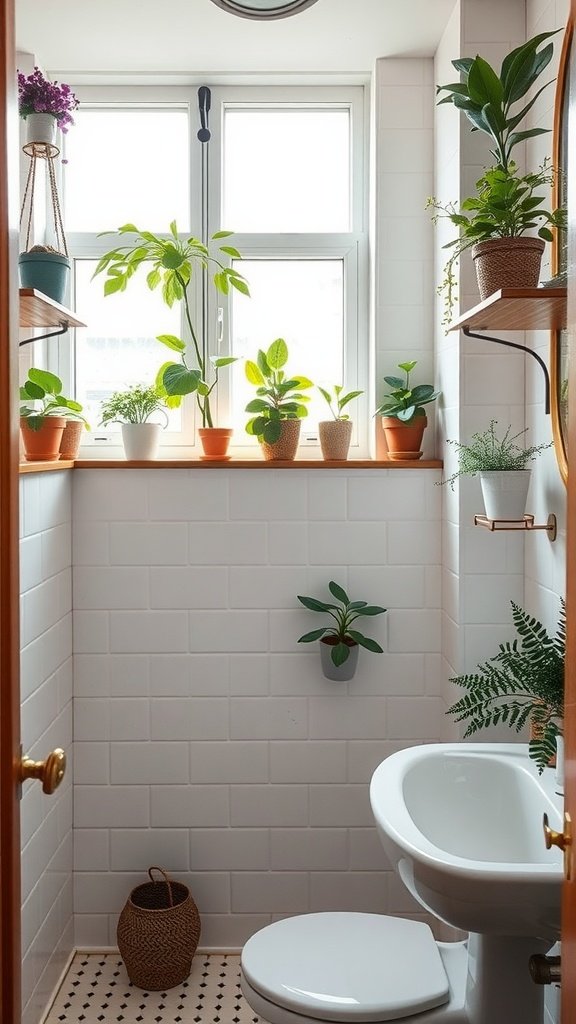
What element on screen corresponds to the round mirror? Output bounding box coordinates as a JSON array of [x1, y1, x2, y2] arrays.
[[209, 0, 320, 18], [550, 17, 573, 486]]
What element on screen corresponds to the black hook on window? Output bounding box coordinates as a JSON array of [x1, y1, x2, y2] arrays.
[[198, 87, 211, 143]]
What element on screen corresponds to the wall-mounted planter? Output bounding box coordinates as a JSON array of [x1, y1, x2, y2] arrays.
[[480, 470, 531, 520], [320, 638, 359, 681]]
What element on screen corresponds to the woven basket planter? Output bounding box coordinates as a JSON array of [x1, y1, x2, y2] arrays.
[[471, 237, 545, 300], [117, 867, 201, 990]]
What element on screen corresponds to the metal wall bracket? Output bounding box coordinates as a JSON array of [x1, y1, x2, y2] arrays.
[[462, 326, 551, 414], [19, 322, 69, 348], [474, 513, 557, 541]]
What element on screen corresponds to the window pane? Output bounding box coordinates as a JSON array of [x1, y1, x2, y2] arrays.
[[64, 110, 189, 231], [74, 260, 183, 432], [230, 259, 344, 441], [223, 109, 350, 232]]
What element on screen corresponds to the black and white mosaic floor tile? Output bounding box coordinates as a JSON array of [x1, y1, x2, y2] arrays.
[[46, 952, 265, 1024]]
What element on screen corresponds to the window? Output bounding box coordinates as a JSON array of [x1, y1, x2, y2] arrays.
[[62, 84, 367, 456]]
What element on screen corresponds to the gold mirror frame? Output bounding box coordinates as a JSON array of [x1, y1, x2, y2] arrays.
[[551, 17, 573, 486]]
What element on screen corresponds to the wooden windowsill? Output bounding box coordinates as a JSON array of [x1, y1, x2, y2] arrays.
[[20, 457, 443, 474]]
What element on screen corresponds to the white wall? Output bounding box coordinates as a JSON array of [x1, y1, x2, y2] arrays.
[[71, 467, 442, 947], [19, 471, 74, 1024]]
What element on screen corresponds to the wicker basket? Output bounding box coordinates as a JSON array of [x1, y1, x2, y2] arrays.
[[471, 236, 545, 300], [117, 867, 201, 990]]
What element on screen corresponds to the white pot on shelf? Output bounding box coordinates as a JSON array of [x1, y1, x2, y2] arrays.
[[121, 423, 161, 460], [479, 470, 531, 520]]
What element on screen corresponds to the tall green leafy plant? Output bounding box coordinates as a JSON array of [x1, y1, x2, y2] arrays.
[[448, 600, 565, 772], [245, 339, 313, 445], [94, 222, 249, 428]]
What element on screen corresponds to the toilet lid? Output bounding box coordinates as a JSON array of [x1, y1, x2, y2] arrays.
[[241, 913, 450, 1022]]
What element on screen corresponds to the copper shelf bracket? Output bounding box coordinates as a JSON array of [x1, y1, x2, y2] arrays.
[[474, 513, 557, 541]]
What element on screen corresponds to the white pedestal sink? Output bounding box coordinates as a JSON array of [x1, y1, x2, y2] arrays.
[[370, 743, 563, 1024]]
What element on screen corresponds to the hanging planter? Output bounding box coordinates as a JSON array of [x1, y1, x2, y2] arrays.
[[24, 111, 58, 151], [19, 246, 70, 304]]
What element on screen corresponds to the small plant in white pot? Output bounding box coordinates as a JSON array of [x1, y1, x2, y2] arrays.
[[100, 384, 170, 460], [443, 420, 552, 520], [317, 385, 363, 461], [297, 581, 386, 681]]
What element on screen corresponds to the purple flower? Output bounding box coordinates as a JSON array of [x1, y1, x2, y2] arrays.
[[17, 67, 79, 133]]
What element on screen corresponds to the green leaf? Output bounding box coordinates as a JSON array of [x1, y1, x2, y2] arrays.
[[262, 419, 282, 444], [211, 356, 237, 368], [451, 57, 474, 74], [398, 361, 417, 373], [397, 405, 416, 422], [331, 642, 351, 667], [257, 349, 271, 377], [214, 271, 229, 294], [104, 276, 126, 296], [22, 380, 45, 400], [161, 244, 185, 270], [219, 246, 242, 258], [245, 398, 269, 413], [297, 628, 329, 643], [328, 581, 350, 605], [349, 632, 384, 653], [245, 360, 265, 386], [162, 363, 202, 396], [211, 230, 234, 239], [267, 338, 288, 370], [467, 55, 504, 108], [383, 375, 405, 389], [297, 595, 336, 613], [359, 605, 387, 616], [147, 269, 161, 290], [156, 333, 186, 353], [229, 276, 250, 296], [29, 367, 62, 394]]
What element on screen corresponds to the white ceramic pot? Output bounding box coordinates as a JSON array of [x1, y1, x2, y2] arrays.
[[25, 112, 58, 146], [479, 470, 531, 521], [555, 734, 564, 796], [121, 423, 161, 460]]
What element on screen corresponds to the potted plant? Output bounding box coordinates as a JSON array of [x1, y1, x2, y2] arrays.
[[99, 384, 171, 460], [20, 367, 86, 461], [94, 221, 249, 460], [317, 384, 363, 460], [443, 420, 552, 520], [17, 65, 79, 144], [375, 360, 440, 459], [429, 32, 566, 324], [245, 339, 313, 460], [448, 599, 565, 774], [297, 581, 386, 681]]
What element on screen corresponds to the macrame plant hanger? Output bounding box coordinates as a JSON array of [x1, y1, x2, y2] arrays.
[[20, 141, 68, 259]]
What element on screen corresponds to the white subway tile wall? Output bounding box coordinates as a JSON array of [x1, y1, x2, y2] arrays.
[[20, 472, 74, 1024], [71, 467, 442, 947]]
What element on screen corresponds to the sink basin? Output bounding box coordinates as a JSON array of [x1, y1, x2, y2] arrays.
[[370, 743, 563, 939]]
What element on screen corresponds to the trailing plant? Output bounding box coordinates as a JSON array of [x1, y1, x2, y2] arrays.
[[318, 384, 363, 420], [93, 221, 249, 428], [375, 361, 440, 422], [17, 66, 79, 133], [245, 338, 313, 445], [99, 384, 170, 426], [448, 600, 565, 773], [20, 368, 87, 431], [442, 420, 552, 489], [427, 162, 565, 325], [297, 580, 386, 668]]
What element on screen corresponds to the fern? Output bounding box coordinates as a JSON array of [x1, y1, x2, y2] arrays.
[[448, 600, 565, 773]]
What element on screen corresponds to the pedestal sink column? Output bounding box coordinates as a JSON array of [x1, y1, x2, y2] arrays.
[[465, 934, 551, 1024]]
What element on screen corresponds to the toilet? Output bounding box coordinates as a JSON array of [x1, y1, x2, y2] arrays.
[[240, 912, 462, 1024]]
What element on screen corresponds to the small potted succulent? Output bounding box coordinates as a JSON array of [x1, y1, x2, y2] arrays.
[[245, 339, 313, 460], [20, 367, 86, 462], [443, 420, 552, 520], [448, 599, 564, 774], [297, 580, 386, 681], [317, 384, 363, 461], [94, 221, 249, 460], [375, 361, 440, 460], [99, 384, 171, 460]]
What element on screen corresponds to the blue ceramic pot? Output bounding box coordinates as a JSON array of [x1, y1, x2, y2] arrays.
[[19, 250, 70, 304]]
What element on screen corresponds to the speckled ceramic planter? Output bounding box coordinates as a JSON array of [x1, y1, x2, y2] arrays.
[[260, 419, 301, 461], [319, 419, 353, 461]]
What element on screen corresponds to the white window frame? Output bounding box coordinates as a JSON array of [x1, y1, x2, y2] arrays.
[[55, 82, 368, 458]]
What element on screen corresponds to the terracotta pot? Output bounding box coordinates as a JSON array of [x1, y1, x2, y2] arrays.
[[320, 638, 359, 681], [59, 419, 84, 460], [261, 419, 301, 461], [319, 419, 353, 461], [381, 415, 426, 460], [20, 416, 66, 462], [198, 427, 233, 461], [471, 237, 545, 300]]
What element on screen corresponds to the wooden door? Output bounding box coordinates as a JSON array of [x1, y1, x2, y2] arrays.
[[0, 0, 21, 1021]]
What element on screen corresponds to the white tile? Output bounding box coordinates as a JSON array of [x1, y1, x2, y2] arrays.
[[110, 698, 151, 740], [21, 680, 58, 750], [110, 828, 190, 871], [309, 697, 388, 739], [150, 566, 227, 608], [72, 521, 109, 566], [150, 698, 228, 740], [308, 522, 387, 564], [270, 829, 348, 870], [74, 611, 109, 654], [348, 565, 425, 609], [74, 698, 110, 741], [190, 611, 268, 653], [347, 474, 427, 520], [229, 566, 304, 608], [199, 915, 271, 948], [377, 57, 430, 85], [230, 785, 308, 826], [74, 829, 110, 870], [188, 522, 265, 564], [187, 873, 231, 913], [148, 470, 229, 520], [230, 472, 308, 520], [42, 522, 72, 579], [309, 785, 374, 826], [268, 523, 308, 564], [386, 697, 444, 739], [189, 742, 268, 783], [37, 472, 71, 531], [270, 741, 347, 782], [74, 872, 144, 913], [231, 872, 308, 914], [346, 740, 412, 783], [387, 609, 441, 653], [150, 654, 229, 696], [462, 573, 523, 625], [354, 652, 426, 696], [229, 655, 269, 695], [110, 523, 188, 565], [269, 653, 339, 695], [150, 785, 230, 827], [378, 87, 428, 129], [20, 534, 43, 593], [110, 655, 150, 696], [73, 742, 110, 784], [21, 475, 41, 537], [21, 576, 61, 646], [110, 742, 189, 783], [349, 828, 392, 870], [308, 475, 348, 519], [73, 915, 110, 947], [74, 470, 148, 521], [73, 567, 149, 609], [189, 829, 269, 870], [230, 697, 307, 739], [387, 521, 441, 564], [310, 872, 389, 913], [110, 611, 188, 653]]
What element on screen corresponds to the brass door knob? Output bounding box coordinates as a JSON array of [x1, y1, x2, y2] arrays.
[[529, 954, 561, 985], [543, 811, 572, 879], [20, 748, 66, 794]]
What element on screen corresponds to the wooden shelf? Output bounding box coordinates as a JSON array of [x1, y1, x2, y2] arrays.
[[19, 288, 86, 329], [72, 458, 444, 470], [449, 288, 567, 333]]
